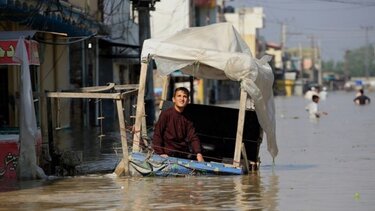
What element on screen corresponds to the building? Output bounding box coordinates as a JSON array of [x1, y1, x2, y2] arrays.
[[0, 0, 144, 177]]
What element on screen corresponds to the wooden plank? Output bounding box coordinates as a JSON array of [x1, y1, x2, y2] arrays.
[[114, 99, 129, 176], [79, 83, 115, 92], [114, 159, 125, 176], [120, 89, 138, 98], [114, 84, 139, 91], [159, 76, 170, 110], [46, 92, 122, 99], [233, 89, 248, 167], [132, 62, 148, 152]]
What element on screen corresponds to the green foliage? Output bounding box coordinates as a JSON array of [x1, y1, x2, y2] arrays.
[[322, 44, 374, 77]]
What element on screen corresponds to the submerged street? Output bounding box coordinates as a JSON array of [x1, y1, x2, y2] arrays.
[[0, 90, 374, 210]]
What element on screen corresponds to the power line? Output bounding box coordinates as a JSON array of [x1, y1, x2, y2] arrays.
[[311, 0, 375, 7]]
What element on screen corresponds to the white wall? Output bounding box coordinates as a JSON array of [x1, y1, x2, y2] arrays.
[[150, 0, 190, 38]]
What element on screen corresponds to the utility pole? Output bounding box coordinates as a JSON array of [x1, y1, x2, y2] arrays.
[[307, 35, 318, 83], [131, 0, 159, 126], [280, 22, 286, 54], [279, 21, 287, 77], [344, 50, 350, 81], [317, 39, 322, 85], [361, 26, 373, 79]]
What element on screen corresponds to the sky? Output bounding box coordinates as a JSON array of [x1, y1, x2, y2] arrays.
[[227, 0, 375, 62]]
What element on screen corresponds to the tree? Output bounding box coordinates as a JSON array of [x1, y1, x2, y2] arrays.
[[322, 44, 374, 77], [346, 45, 374, 77]]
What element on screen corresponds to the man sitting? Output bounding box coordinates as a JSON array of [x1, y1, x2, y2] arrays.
[[152, 87, 204, 162]]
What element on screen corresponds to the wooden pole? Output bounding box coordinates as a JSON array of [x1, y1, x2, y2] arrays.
[[132, 61, 148, 152], [114, 99, 129, 176], [46, 95, 56, 174], [233, 88, 247, 167], [159, 76, 170, 110]]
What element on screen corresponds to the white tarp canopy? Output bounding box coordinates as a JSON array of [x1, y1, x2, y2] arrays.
[[141, 22, 278, 159]]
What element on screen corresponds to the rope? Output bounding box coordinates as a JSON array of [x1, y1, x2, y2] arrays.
[[128, 127, 242, 164]]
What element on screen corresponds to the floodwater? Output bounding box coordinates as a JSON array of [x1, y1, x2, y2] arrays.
[[1, 91, 375, 210]]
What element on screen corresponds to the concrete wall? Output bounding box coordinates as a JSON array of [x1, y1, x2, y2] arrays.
[[225, 7, 264, 57]]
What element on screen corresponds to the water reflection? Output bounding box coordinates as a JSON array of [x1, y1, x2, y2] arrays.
[[0, 171, 280, 210], [111, 173, 279, 210], [234, 172, 280, 210]]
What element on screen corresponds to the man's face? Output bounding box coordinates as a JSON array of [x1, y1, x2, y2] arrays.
[[173, 90, 189, 109]]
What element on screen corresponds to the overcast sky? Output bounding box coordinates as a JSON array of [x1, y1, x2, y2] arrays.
[[227, 0, 375, 62]]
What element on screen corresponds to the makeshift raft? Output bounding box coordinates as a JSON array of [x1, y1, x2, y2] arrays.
[[129, 152, 243, 176], [45, 23, 278, 177], [118, 23, 278, 176]]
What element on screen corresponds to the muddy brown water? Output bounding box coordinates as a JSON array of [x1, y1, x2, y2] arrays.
[[0, 90, 374, 210]]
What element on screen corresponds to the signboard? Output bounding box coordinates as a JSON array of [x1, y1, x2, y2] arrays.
[[0, 39, 40, 65]]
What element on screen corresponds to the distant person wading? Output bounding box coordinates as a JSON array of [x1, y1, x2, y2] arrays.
[[353, 89, 371, 105], [305, 95, 328, 120]]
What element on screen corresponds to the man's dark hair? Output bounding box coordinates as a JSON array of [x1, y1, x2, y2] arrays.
[[174, 87, 190, 97], [312, 95, 320, 101]]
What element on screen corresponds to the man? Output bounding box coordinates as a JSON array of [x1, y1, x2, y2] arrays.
[[304, 86, 318, 101], [152, 87, 204, 162], [353, 89, 371, 105], [306, 95, 328, 119]]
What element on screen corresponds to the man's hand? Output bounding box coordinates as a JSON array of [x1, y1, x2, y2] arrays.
[[197, 153, 204, 162]]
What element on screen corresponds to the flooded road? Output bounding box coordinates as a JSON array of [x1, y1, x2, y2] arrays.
[[1, 91, 375, 210]]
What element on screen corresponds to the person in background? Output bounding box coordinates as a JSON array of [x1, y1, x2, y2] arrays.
[[305, 86, 318, 101], [152, 87, 204, 162], [319, 87, 328, 101], [353, 89, 371, 105], [306, 95, 328, 119]]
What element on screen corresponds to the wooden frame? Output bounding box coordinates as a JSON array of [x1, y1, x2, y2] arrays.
[[130, 61, 252, 172], [46, 84, 138, 176]]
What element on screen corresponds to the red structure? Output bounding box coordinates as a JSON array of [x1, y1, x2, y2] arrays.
[[0, 131, 42, 179]]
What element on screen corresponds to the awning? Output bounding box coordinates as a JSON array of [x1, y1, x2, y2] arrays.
[[99, 37, 140, 59], [99, 37, 139, 49], [0, 31, 38, 40], [0, 1, 101, 36]]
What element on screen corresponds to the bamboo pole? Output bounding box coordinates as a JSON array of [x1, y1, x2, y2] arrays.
[[46, 92, 122, 99], [132, 61, 149, 152], [233, 88, 247, 167]]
